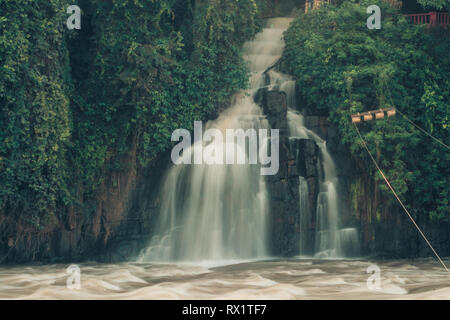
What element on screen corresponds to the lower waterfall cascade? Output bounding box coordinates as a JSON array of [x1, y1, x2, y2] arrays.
[[277, 75, 360, 257], [282, 80, 360, 259], [139, 18, 359, 263]]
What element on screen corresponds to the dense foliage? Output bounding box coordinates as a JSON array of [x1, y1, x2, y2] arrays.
[[417, 0, 450, 10], [0, 0, 260, 227], [255, 0, 304, 17], [283, 0, 449, 221], [0, 0, 72, 227], [69, 0, 259, 204], [1, 0, 448, 243]]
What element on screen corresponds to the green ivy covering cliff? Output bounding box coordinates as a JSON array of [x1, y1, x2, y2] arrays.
[[283, 0, 449, 222], [0, 0, 72, 229], [0, 0, 260, 233]]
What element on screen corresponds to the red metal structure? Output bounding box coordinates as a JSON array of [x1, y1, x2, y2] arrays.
[[406, 12, 450, 27]]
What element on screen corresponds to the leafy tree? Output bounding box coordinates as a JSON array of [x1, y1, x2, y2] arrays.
[[69, 0, 259, 201], [283, 0, 449, 221], [0, 0, 72, 227], [417, 0, 450, 10], [0, 0, 260, 229]]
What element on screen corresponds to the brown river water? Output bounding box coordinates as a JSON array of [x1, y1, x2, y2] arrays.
[[0, 259, 449, 299]]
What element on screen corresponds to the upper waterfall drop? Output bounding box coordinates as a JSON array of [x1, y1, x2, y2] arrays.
[[139, 18, 294, 263]]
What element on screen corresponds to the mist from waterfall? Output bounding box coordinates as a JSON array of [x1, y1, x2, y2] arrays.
[[139, 18, 293, 263]]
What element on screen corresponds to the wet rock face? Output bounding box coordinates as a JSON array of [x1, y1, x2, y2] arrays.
[[261, 90, 297, 256], [296, 93, 450, 259], [289, 138, 320, 255], [101, 155, 171, 262], [258, 88, 288, 134], [259, 90, 321, 257], [289, 138, 318, 178]]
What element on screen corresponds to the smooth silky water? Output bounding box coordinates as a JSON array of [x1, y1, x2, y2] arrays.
[[1, 18, 447, 300], [279, 59, 358, 258], [138, 18, 294, 263]]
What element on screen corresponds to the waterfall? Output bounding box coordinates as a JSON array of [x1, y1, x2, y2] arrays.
[[276, 75, 360, 259], [287, 109, 309, 139], [298, 176, 310, 255], [314, 142, 340, 258], [139, 18, 293, 263], [287, 110, 350, 257], [139, 17, 358, 262]]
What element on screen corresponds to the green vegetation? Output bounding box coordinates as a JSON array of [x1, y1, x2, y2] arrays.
[[255, 0, 304, 17], [0, 0, 72, 227], [417, 0, 450, 10], [69, 0, 259, 207], [0, 0, 260, 228], [0, 0, 448, 255], [283, 0, 449, 221]]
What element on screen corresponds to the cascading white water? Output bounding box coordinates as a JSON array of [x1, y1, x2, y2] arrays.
[[298, 176, 310, 255], [287, 109, 309, 139], [280, 80, 297, 109], [288, 113, 346, 257], [287, 111, 343, 256], [274, 68, 360, 258], [314, 142, 340, 258], [139, 18, 293, 263]]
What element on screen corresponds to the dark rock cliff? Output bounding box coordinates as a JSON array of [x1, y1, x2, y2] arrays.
[[0, 142, 168, 264], [257, 88, 321, 257], [259, 89, 299, 256]]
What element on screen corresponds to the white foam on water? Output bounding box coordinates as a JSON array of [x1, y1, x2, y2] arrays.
[[1, 260, 449, 299]]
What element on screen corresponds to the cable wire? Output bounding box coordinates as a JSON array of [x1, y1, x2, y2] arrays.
[[352, 122, 449, 274], [395, 109, 449, 150]]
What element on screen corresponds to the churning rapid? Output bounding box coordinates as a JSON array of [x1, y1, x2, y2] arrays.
[[1, 260, 449, 299], [139, 18, 359, 262]]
